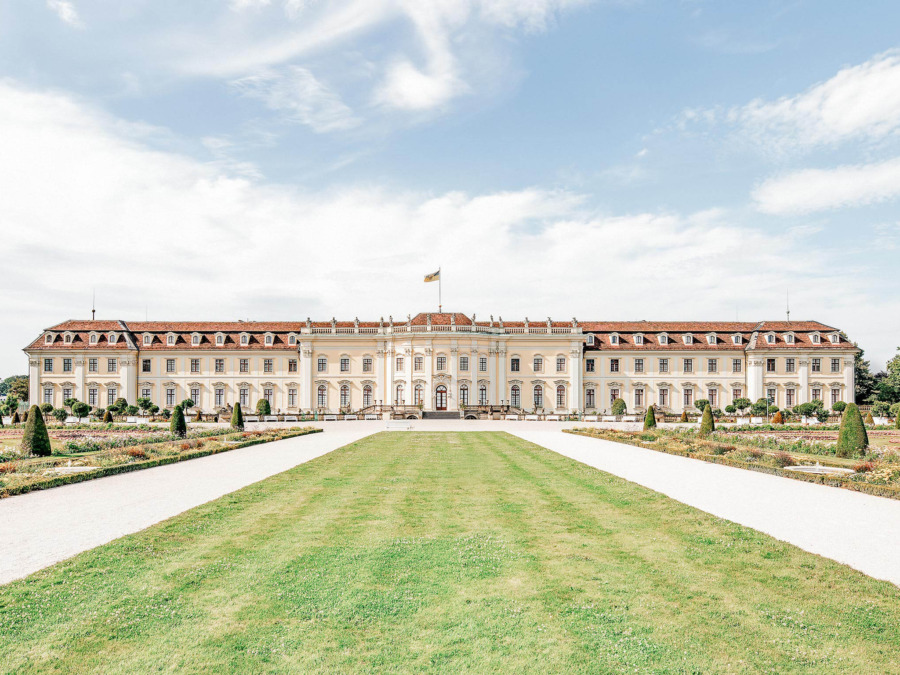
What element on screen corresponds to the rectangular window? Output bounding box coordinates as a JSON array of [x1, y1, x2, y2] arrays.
[[786, 388, 795, 407], [586, 389, 595, 408], [89, 388, 97, 406], [414, 356, 424, 371], [831, 389, 840, 406], [786, 358, 795, 373], [264, 359, 274, 374], [635, 389, 644, 407], [684, 388, 693, 407], [556, 357, 566, 372], [766, 358, 776, 373], [215, 358, 225, 373], [317, 357, 327, 373], [610, 358, 619, 373], [166, 359, 176, 373], [142, 359, 151, 373], [436, 356, 446, 370], [634, 358, 644, 373], [732, 359, 742, 373], [460, 386, 469, 406], [108, 388, 117, 405], [241, 359, 250, 373], [166, 389, 175, 406], [240, 388, 249, 406], [610, 388, 620, 406], [288, 388, 297, 407], [479, 357, 488, 372], [659, 388, 669, 407], [190, 358, 200, 374], [585, 359, 595, 373], [191, 388, 200, 406], [708, 389, 717, 407], [264, 388, 273, 404], [62, 387, 72, 402], [141, 388, 151, 399], [812, 358, 821, 373], [707, 359, 717, 373], [362, 358, 372, 373], [44, 387, 53, 404], [767, 388, 776, 404], [215, 388, 224, 406], [107, 358, 117, 373], [831, 358, 841, 373], [459, 356, 468, 371], [659, 358, 668, 374], [89, 358, 98, 373], [533, 357, 542, 372], [812, 387, 821, 402], [511, 357, 520, 372], [43, 358, 53, 373], [340, 357, 350, 372], [288, 359, 298, 373], [63, 358, 72, 373], [732, 388, 742, 402], [396, 356, 404, 371], [683, 358, 693, 373]]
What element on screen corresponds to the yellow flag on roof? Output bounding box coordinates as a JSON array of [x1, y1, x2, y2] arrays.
[[424, 270, 440, 283]]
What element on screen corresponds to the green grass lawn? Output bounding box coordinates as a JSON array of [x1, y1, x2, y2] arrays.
[[1, 432, 898, 674]]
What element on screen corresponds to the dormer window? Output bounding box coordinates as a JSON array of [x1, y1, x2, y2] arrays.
[[732, 334, 741, 345], [586, 334, 596, 346], [108, 333, 117, 344], [610, 334, 619, 345], [659, 333, 668, 345], [706, 333, 716, 345], [45, 333, 53, 344], [215, 333, 224, 345], [786, 333, 795, 344], [64, 333, 73, 344], [766, 334, 775, 344], [191, 333, 201, 346], [167, 333, 176, 346], [288, 334, 297, 346], [240, 333, 249, 345], [829, 334, 839, 344], [812, 333, 821, 344], [684, 334, 694, 345], [265, 334, 273, 345], [90, 333, 98, 344], [143, 334, 151, 346], [635, 334, 644, 345]]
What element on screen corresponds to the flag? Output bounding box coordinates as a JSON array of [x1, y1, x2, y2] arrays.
[[424, 270, 440, 283]]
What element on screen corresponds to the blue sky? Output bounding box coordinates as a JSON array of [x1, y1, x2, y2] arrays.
[[1, 0, 899, 375]]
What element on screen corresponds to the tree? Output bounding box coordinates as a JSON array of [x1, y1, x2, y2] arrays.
[[125, 405, 139, 416], [724, 404, 736, 414], [694, 399, 710, 413], [3, 376, 29, 402], [11, 410, 20, 424], [149, 404, 159, 415], [872, 401, 891, 417], [170, 404, 187, 438], [733, 398, 752, 414], [181, 398, 195, 411], [772, 411, 784, 424], [679, 410, 688, 423], [194, 408, 202, 422], [103, 410, 113, 423], [835, 402, 868, 458], [610, 398, 626, 415], [864, 411, 875, 426], [136, 398, 152, 414], [854, 347, 878, 404], [21, 405, 51, 456], [161, 408, 171, 419], [750, 398, 778, 416], [63, 397, 78, 410], [40, 403, 54, 414], [643, 406, 656, 430], [52, 408, 68, 423], [832, 401, 847, 414], [699, 404, 715, 436], [72, 401, 90, 421], [231, 402, 244, 431], [256, 399, 272, 416]]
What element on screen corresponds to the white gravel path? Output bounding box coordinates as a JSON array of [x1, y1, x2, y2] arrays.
[[510, 429, 900, 587], [0, 429, 373, 585]]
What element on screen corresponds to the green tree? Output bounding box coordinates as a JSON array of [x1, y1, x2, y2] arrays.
[[256, 399, 272, 416], [4, 376, 29, 402], [699, 404, 715, 436], [733, 398, 751, 414], [21, 404, 51, 456], [40, 403, 54, 414], [52, 408, 68, 423], [170, 404, 187, 438], [864, 411, 875, 425], [835, 402, 868, 458], [125, 405, 139, 416], [149, 404, 159, 415], [832, 401, 847, 414], [694, 398, 710, 413], [724, 404, 736, 414], [136, 398, 152, 414], [679, 410, 688, 423], [11, 410, 20, 424], [63, 397, 78, 410], [231, 402, 244, 431], [872, 401, 891, 417], [180, 398, 195, 411], [750, 398, 778, 416], [854, 347, 878, 404], [72, 401, 90, 420], [643, 406, 656, 430], [103, 410, 113, 423]]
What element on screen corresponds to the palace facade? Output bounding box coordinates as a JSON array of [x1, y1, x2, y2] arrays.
[[24, 312, 858, 415]]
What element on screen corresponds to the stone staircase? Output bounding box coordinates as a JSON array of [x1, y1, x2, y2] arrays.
[[422, 411, 460, 420]]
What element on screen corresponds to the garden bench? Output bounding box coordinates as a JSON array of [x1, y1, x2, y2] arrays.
[[386, 420, 412, 430], [546, 415, 561, 421], [323, 414, 338, 421], [364, 414, 379, 420], [125, 417, 139, 424], [344, 415, 358, 420], [504, 414, 519, 420], [583, 415, 598, 422], [284, 416, 298, 422], [524, 414, 539, 421], [262, 416, 278, 422], [244, 416, 259, 422]]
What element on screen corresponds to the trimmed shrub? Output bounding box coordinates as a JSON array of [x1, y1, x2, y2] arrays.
[[832, 401, 847, 414], [40, 403, 54, 414], [864, 411, 875, 426], [170, 405, 187, 438], [194, 408, 203, 422], [835, 403, 868, 458], [699, 404, 715, 436], [694, 399, 710, 413], [21, 405, 52, 456], [52, 408, 68, 423], [724, 404, 736, 414], [679, 410, 688, 423], [256, 399, 272, 416], [771, 411, 784, 424], [125, 405, 139, 416], [11, 410, 20, 424], [231, 402, 245, 431], [773, 452, 795, 468], [103, 410, 113, 423], [72, 401, 90, 419], [643, 406, 657, 430]]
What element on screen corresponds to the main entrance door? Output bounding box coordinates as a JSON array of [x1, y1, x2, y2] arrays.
[[435, 385, 447, 411]]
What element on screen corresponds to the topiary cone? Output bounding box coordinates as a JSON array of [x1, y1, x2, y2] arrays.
[[679, 410, 688, 423], [231, 402, 244, 431], [103, 410, 113, 423], [170, 405, 187, 438], [772, 411, 784, 424], [643, 406, 657, 430], [835, 402, 868, 458], [699, 404, 715, 436], [21, 404, 52, 456], [865, 411, 875, 426], [12, 410, 21, 424]]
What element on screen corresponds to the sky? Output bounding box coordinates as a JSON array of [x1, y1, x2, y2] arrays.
[[1, 0, 899, 376]]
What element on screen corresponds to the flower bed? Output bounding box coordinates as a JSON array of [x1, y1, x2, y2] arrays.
[[565, 427, 900, 501], [0, 427, 321, 499]]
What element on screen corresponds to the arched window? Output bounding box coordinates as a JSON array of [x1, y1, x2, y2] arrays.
[[510, 385, 521, 408], [556, 385, 566, 408], [340, 385, 350, 407], [479, 384, 487, 405], [317, 385, 327, 408], [414, 384, 424, 405], [363, 385, 373, 407], [459, 384, 469, 406], [395, 384, 404, 405], [533, 385, 543, 408]]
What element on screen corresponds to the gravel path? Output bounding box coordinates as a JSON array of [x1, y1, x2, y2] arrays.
[[0, 430, 373, 585], [510, 430, 900, 587]]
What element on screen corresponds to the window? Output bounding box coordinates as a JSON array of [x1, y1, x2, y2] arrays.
[[586, 388, 595, 408], [831, 389, 840, 406], [143, 334, 151, 346], [556, 385, 566, 408], [63, 358, 72, 373], [45, 334, 53, 344], [511, 357, 520, 372], [586, 359, 595, 373], [166, 359, 176, 373], [216, 358, 225, 373], [634, 388, 644, 407], [362, 358, 372, 373], [479, 357, 488, 372], [43, 358, 53, 373], [88, 388, 97, 406], [288, 359, 298, 373], [191, 388, 200, 406], [459, 356, 469, 371], [313, 357, 325, 373], [340, 385, 350, 407], [216, 334, 224, 345], [288, 388, 297, 407], [107, 358, 117, 373], [43, 387, 53, 404], [533, 357, 543, 372], [634, 358, 644, 374], [414, 356, 424, 372], [812, 334, 821, 344], [192, 334, 200, 346], [363, 385, 372, 407], [556, 357, 566, 373], [90, 334, 98, 344], [167, 334, 176, 346], [415, 385, 424, 405], [635, 335, 644, 345], [587, 334, 596, 346], [786, 358, 795, 373], [767, 388, 776, 404], [812, 358, 821, 373], [240, 359, 250, 373], [812, 387, 822, 402], [396, 356, 404, 371], [533, 385, 543, 408], [659, 388, 669, 407], [766, 334, 775, 344], [786, 388, 795, 407], [108, 388, 118, 406], [318, 385, 327, 408], [141, 387, 151, 399], [341, 357, 350, 372], [166, 389, 175, 406], [766, 358, 776, 373], [610, 388, 620, 406], [265, 335, 273, 345], [659, 358, 669, 373], [191, 358, 200, 373], [683, 388, 693, 407], [707, 334, 716, 345], [264, 359, 274, 374], [436, 356, 446, 370], [142, 359, 151, 373], [240, 334, 248, 345], [289, 335, 296, 346], [831, 358, 841, 373], [395, 384, 404, 405], [108, 333, 117, 344], [728, 388, 741, 404], [732, 335, 741, 345], [61, 387, 72, 403], [683, 358, 693, 373], [215, 388, 224, 407], [684, 334, 694, 345], [610, 358, 620, 373], [708, 389, 717, 407], [659, 334, 668, 345], [732, 359, 742, 373], [264, 388, 273, 404], [707, 359, 717, 373], [89, 358, 98, 373], [786, 334, 795, 344], [610, 334, 619, 345], [478, 385, 487, 405], [511, 385, 521, 408], [830, 334, 839, 344], [240, 388, 249, 406], [459, 385, 469, 406]]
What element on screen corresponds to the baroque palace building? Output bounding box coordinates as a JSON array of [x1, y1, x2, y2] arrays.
[[25, 312, 857, 416]]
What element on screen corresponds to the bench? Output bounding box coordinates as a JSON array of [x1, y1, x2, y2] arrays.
[[323, 414, 338, 421], [583, 415, 598, 422], [386, 420, 412, 430], [364, 414, 379, 420], [524, 414, 539, 421], [244, 416, 259, 422], [601, 416, 617, 422], [546, 415, 561, 421], [263, 416, 279, 422], [344, 415, 358, 420], [504, 414, 519, 421], [284, 416, 298, 422], [622, 415, 639, 422]]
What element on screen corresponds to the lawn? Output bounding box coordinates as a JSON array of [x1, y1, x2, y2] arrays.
[[1, 431, 898, 673]]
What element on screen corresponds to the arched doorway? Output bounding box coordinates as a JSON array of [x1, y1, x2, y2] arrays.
[[435, 385, 448, 411]]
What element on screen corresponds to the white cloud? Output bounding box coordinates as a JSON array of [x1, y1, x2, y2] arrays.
[[46, 0, 83, 27], [231, 66, 361, 132], [753, 157, 900, 214]]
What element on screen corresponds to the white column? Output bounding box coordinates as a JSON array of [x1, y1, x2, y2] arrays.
[[798, 358, 809, 404], [425, 344, 433, 410], [121, 357, 137, 404], [28, 357, 40, 404], [844, 358, 855, 403], [386, 345, 395, 405], [748, 358, 764, 402], [300, 342, 313, 410], [489, 344, 499, 404], [569, 345, 582, 412], [376, 343, 385, 406], [497, 343, 507, 407], [406, 346, 414, 405], [74, 357, 86, 402], [449, 344, 459, 410]]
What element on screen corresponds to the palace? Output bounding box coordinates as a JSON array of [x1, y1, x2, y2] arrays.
[[24, 312, 858, 416]]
